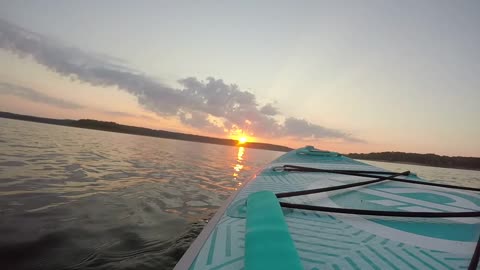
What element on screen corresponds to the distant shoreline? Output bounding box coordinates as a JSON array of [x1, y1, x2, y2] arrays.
[[0, 111, 293, 152], [346, 153, 480, 171], [357, 158, 480, 172], [2, 111, 479, 171]]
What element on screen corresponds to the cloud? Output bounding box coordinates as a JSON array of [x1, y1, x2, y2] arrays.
[[0, 82, 84, 109], [178, 110, 224, 133], [98, 110, 137, 118], [176, 76, 284, 137], [0, 18, 363, 142], [260, 103, 279, 116], [283, 117, 365, 143], [0, 18, 185, 116]]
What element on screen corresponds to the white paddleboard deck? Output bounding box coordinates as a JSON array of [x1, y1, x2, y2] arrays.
[[175, 147, 480, 270]]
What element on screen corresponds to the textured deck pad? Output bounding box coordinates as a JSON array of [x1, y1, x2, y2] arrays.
[[176, 147, 480, 270], [246, 191, 303, 270]]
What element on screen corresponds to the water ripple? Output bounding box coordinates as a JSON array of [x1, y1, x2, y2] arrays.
[[0, 119, 280, 269]]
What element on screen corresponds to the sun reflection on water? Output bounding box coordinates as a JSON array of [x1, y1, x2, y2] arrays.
[[233, 147, 245, 189]]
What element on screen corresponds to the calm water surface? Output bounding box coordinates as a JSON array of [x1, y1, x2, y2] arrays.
[[0, 119, 479, 269], [0, 119, 281, 270]]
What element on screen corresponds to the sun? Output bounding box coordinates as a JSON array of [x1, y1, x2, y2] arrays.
[[238, 136, 248, 144]]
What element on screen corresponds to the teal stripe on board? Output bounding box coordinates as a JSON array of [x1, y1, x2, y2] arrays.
[[362, 234, 376, 243], [345, 257, 361, 270], [357, 251, 381, 270], [419, 250, 455, 270], [288, 224, 343, 236], [297, 248, 339, 257], [287, 218, 342, 230], [293, 239, 350, 251], [445, 257, 469, 261], [225, 225, 231, 257], [403, 248, 436, 270], [299, 257, 326, 264], [206, 228, 218, 265], [209, 257, 243, 270], [384, 247, 416, 269], [286, 228, 346, 238], [290, 231, 357, 245], [366, 246, 400, 270]]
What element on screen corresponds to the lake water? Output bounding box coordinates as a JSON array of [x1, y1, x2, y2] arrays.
[[0, 118, 479, 269]]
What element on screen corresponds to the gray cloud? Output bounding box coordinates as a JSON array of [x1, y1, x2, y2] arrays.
[[178, 110, 224, 133], [260, 103, 279, 116], [0, 18, 363, 142], [96, 110, 164, 122], [0, 82, 84, 109], [99, 110, 137, 118], [283, 117, 365, 143]]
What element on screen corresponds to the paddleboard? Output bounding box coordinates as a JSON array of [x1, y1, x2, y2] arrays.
[[174, 146, 480, 270]]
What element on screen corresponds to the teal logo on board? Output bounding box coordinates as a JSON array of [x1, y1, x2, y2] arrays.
[[330, 187, 480, 242]]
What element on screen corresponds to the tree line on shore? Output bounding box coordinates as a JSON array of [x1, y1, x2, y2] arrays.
[[0, 111, 292, 152], [346, 152, 480, 171], [2, 111, 478, 170]]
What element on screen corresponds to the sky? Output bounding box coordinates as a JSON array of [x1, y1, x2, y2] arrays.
[[0, 1, 479, 156]]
